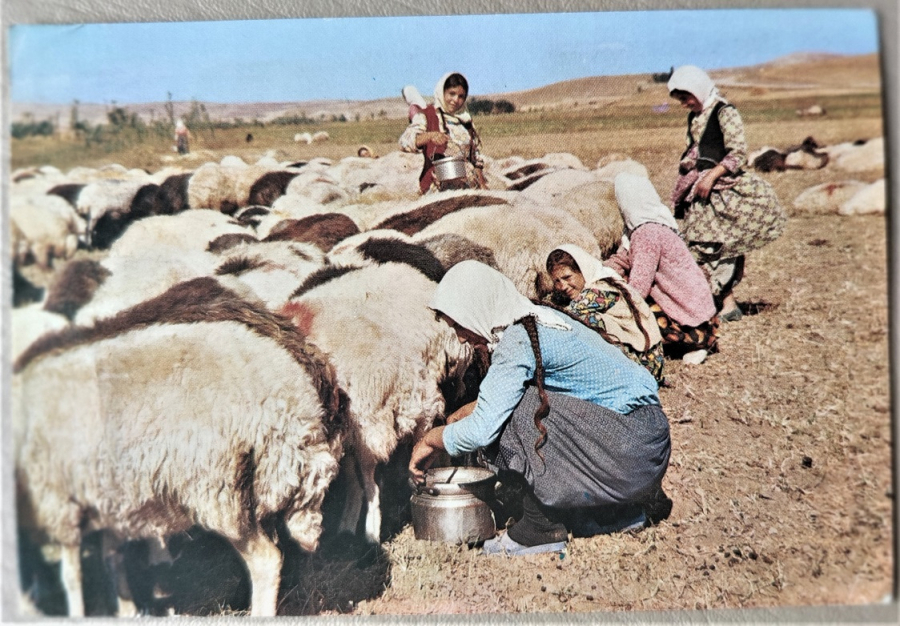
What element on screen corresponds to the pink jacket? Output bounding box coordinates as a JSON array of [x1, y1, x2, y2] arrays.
[[605, 223, 716, 327]]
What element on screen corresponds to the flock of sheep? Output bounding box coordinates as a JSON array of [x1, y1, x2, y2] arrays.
[[9, 133, 885, 617]]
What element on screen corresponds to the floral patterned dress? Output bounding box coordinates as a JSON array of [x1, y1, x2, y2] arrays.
[[543, 285, 665, 383], [671, 102, 786, 268]]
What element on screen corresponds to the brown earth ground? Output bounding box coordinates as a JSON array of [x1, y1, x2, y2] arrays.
[[10, 54, 893, 618]]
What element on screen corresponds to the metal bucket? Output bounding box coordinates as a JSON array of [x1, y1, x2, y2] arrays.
[[432, 156, 468, 184], [410, 467, 497, 544]]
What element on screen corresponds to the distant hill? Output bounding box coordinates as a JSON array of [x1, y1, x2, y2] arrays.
[[10, 53, 880, 125]]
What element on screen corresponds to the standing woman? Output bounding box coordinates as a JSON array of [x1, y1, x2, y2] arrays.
[[399, 72, 487, 194], [668, 65, 786, 321], [409, 261, 670, 556]]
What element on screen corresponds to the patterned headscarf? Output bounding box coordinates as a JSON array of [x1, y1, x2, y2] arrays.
[[667, 65, 725, 110], [552, 244, 621, 284], [429, 260, 570, 351], [615, 173, 680, 234], [433, 72, 473, 123]]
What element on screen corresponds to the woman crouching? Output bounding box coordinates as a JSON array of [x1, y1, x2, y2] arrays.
[[409, 260, 671, 556]]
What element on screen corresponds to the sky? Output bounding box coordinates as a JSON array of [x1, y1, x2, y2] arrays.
[[7, 8, 880, 105]]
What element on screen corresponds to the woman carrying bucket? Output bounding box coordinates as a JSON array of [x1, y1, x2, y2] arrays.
[[399, 73, 487, 193]]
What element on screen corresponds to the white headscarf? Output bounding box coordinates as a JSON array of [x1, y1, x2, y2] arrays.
[[429, 260, 570, 351], [667, 65, 725, 110], [552, 244, 620, 284], [175, 118, 186, 130], [614, 172, 680, 234], [433, 72, 473, 123]]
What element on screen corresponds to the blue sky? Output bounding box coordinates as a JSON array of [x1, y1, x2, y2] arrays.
[[8, 8, 880, 104]]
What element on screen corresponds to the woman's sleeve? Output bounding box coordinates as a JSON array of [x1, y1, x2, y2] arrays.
[[604, 244, 631, 277], [625, 227, 662, 299], [399, 112, 428, 153], [568, 288, 620, 323], [442, 328, 533, 456], [719, 106, 748, 172]]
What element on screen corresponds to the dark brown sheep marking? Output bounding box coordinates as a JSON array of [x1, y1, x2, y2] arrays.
[[504, 163, 551, 180], [289, 264, 361, 299], [15, 277, 346, 437], [215, 255, 267, 277], [248, 171, 300, 207], [154, 173, 192, 215], [416, 233, 499, 271], [43, 259, 112, 320], [374, 194, 510, 236], [753, 149, 788, 173], [235, 448, 258, 530], [47, 184, 86, 209], [263, 214, 360, 252], [207, 233, 259, 254], [506, 169, 556, 192], [357, 238, 445, 282]]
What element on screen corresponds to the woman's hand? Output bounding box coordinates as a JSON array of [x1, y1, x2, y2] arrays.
[[416, 131, 449, 149], [695, 164, 726, 200], [409, 426, 446, 484], [446, 400, 476, 425]]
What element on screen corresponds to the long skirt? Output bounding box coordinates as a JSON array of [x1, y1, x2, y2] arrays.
[[482, 387, 670, 510]]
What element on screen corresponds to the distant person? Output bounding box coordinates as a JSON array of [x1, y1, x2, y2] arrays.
[[399, 72, 487, 194], [174, 119, 190, 155], [667, 65, 786, 322], [605, 173, 718, 365], [543, 244, 665, 382], [245, 133, 254, 143]]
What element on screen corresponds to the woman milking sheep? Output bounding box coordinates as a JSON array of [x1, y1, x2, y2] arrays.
[[409, 261, 671, 556]]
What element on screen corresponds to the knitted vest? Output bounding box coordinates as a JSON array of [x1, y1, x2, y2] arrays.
[[685, 101, 733, 171], [418, 105, 477, 194]]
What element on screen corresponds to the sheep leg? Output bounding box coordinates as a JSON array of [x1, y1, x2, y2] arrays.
[[100, 533, 137, 617], [359, 451, 382, 544], [233, 530, 282, 617], [59, 543, 84, 617], [337, 454, 364, 536]]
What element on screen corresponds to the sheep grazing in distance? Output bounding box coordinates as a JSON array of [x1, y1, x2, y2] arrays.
[[282, 262, 471, 543], [839, 178, 885, 216], [263, 213, 360, 251], [312, 131, 330, 143], [14, 278, 346, 617], [796, 104, 826, 117], [294, 132, 313, 144]]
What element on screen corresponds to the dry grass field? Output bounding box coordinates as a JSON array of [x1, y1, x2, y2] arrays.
[[9, 53, 892, 618]]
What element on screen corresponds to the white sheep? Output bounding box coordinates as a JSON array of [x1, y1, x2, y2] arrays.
[[792, 180, 868, 214], [10, 194, 85, 269], [283, 262, 471, 542], [105, 209, 252, 259], [413, 200, 604, 298], [14, 280, 345, 616], [839, 178, 886, 216], [294, 132, 313, 144], [311, 131, 330, 143]]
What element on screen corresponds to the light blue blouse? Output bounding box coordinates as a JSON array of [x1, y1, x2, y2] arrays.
[[442, 307, 661, 457]]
